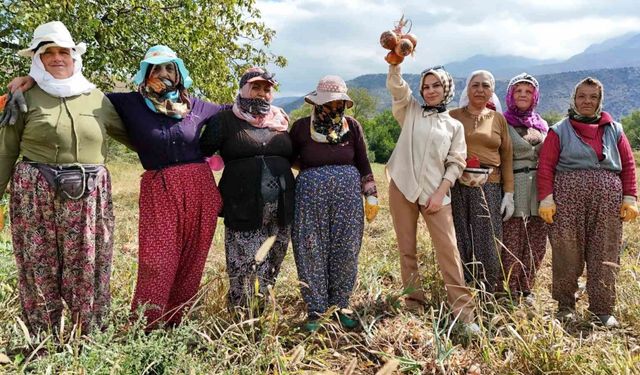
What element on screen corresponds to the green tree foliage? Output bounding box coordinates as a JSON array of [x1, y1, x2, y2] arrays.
[[362, 110, 400, 163], [0, 0, 286, 102], [348, 87, 379, 121], [288, 103, 312, 124], [621, 110, 640, 150], [542, 111, 564, 126]]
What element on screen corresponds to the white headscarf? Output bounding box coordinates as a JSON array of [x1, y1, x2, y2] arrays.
[[458, 69, 502, 113], [28, 42, 95, 98]]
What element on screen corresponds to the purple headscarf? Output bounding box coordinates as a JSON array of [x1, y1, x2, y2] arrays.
[[503, 73, 548, 133]]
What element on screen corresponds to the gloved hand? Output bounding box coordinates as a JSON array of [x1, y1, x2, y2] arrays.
[[0, 204, 6, 231], [620, 195, 639, 222], [0, 90, 27, 127], [365, 195, 379, 223], [501, 192, 515, 222], [538, 194, 556, 224]]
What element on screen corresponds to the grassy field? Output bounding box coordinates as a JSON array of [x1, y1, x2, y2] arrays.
[[0, 157, 639, 374]]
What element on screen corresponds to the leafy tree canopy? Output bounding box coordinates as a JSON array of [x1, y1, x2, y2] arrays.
[[621, 110, 640, 150], [0, 0, 286, 102]]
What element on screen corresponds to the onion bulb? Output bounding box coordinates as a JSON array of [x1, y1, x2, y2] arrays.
[[394, 38, 414, 57], [385, 51, 404, 65], [379, 30, 399, 50], [403, 33, 418, 49]]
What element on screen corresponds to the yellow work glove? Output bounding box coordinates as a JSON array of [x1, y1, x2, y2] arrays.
[[365, 196, 379, 223], [620, 195, 639, 222], [538, 194, 556, 224], [0, 204, 6, 231]]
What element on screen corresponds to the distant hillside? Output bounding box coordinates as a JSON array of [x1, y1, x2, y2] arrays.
[[444, 55, 559, 79], [344, 67, 640, 120], [529, 33, 640, 76], [281, 66, 640, 120], [436, 32, 640, 79]]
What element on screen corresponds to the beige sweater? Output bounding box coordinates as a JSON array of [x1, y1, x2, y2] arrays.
[[449, 107, 514, 192], [386, 64, 466, 205]]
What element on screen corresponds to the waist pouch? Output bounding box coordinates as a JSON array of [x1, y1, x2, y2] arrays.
[[31, 163, 105, 200]]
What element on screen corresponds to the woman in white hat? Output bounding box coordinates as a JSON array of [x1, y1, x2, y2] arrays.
[[386, 59, 478, 334], [449, 70, 514, 294], [288, 75, 378, 331], [200, 67, 293, 312], [7, 41, 228, 330], [0, 21, 131, 335]]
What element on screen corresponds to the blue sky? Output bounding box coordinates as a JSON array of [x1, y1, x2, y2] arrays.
[[255, 0, 640, 97]]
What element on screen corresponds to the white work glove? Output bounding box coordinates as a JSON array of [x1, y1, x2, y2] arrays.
[[501, 192, 514, 222]]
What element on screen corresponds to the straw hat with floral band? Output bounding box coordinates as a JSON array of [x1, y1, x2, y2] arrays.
[[304, 75, 353, 145], [134, 45, 192, 119]]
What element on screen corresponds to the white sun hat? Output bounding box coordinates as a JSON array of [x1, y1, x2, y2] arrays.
[[18, 21, 86, 58]]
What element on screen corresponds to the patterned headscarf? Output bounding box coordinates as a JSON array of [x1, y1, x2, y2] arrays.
[[138, 62, 191, 119], [311, 102, 349, 144], [419, 65, 455, 114], [458, 70, 503, 113], [503, 73, 548, 133], [568, 77, 604, 124], [232, 67, 288, 131]]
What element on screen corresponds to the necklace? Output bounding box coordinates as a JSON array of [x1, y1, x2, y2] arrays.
[[463, 106, 492, 129]]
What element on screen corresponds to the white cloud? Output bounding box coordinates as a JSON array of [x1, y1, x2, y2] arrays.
[[256, 0, 640, 96]]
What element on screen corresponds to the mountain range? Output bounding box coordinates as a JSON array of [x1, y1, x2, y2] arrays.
[[275, 32, 640, 120]]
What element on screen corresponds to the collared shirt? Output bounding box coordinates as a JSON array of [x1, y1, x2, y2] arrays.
[[386, 64, 467, 205]]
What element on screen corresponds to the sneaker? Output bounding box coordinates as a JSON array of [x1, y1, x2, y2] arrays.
[[337, 310, 359, 329], [597, 315, 620, 328], [462, 322, 481, 337]]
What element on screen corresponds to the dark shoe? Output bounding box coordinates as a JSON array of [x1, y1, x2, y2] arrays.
[[337, 309, 359, 329], [303, 320, 321, 332]]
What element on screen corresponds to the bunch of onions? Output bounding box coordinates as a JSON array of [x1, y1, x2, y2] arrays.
[[379, 15, 418, 65]]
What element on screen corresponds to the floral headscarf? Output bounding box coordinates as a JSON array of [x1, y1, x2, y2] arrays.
[[311, 101, 349, 144], [138, 62, 191, 119]]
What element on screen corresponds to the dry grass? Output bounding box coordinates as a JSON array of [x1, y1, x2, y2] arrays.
[[0, 159, 639, 374]]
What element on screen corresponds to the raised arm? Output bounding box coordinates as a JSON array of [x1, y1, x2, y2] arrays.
[[386, 64, 415, 126]]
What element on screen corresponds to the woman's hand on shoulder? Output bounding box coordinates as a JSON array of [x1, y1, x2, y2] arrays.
[[8, 76, 35, 93]]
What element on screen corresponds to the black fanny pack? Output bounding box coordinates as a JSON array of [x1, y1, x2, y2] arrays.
[[29, 162, 105, 200]]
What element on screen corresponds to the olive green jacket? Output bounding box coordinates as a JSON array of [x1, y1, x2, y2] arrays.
[[0, 85, 131, 196]]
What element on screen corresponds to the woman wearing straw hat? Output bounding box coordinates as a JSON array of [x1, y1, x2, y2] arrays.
[[200, 67, 294, 312], [289, 75, 378, 331], [0, 21, 131, 334], [7, 42, 228, 330]]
